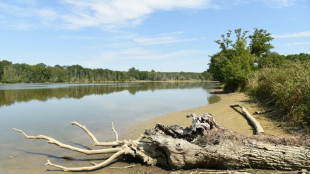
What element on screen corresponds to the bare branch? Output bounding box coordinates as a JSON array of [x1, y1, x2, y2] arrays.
[[110, 164, 135, 169], [112, 122, 119, 142], [71, 121, 123, 146], [13, 128, 121, 155], [45, 149, 126, 171]]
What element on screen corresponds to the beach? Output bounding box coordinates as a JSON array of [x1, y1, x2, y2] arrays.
[[106, 90, 288, 174], [124, 90, 286, 140]]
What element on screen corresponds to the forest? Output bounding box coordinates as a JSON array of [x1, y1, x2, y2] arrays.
[[0, 61, 204, 83], [207, 28, 310, 131]]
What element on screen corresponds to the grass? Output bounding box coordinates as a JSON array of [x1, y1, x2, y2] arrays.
[[247, 61, 310, 131]]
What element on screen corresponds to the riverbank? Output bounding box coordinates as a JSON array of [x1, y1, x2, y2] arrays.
[[124, 89, 286, 140], [108, 90, 288, 174]]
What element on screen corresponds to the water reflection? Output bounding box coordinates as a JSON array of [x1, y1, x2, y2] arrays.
[[0, 82, 219, 174], [0, 82, 218, 107]]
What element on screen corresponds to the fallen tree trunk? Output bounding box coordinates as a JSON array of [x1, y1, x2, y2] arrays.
[[14, 113, 310, 172]]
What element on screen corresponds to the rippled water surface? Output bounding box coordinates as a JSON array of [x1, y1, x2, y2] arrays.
[[0, 82, 219, 174]]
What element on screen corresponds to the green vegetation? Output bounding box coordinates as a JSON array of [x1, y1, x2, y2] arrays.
[[208, 28, 273, 91], [208, 28, 310, 130], [247, 62, 310, 129], [0, 61, 205, 83]]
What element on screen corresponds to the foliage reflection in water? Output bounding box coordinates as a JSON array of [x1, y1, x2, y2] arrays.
[[0, 82, 219, 174]]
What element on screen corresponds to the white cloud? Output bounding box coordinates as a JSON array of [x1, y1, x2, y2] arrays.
[[112, 31, 200, 46], [1, 0, 306, 30], [285, 41, 310, 46], [61, 0, 210, 29], [36, 9, 57, 18], [273, 31, 310, 38]]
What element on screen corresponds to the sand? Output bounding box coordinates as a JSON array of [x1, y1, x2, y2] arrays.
[[107, 90, 288, 174], [124, 90, 286, 140]]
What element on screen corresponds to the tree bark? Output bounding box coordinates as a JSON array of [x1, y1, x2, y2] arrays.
[[145, 125, 310, 171]]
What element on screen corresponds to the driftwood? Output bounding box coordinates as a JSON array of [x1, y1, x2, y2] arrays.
[[14, 113, 310, 172], [230, 104, 264, 135], [253, 109, 274, 115]]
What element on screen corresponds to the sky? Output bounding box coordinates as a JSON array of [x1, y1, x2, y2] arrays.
[[0, 0, 309, 72]]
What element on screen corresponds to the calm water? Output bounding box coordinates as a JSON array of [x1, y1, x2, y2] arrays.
[[0, 82, 219, 174]]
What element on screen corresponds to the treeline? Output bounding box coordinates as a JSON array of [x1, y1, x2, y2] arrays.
[[207, 28, 310, 130], [0, 61, 204, 83], [0, 82, 218, 107]]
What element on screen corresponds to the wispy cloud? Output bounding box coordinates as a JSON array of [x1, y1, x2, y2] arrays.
[[273, 30, 310, 38], [61, 0, 210, 29], [260, 0, 308, 8], [82, 47, 207, 71], [285, 41, 310, 46], [209, 0, 250, 9], [132, 32, 199, 45], [266, 0, 294, 8], [99, 48, 199, 61], [0, 0, 307, 30]]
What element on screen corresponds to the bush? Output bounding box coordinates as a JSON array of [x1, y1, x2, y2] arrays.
[[247, 62, 310, 129]]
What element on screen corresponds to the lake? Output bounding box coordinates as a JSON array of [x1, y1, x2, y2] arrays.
[[0, 82, 219, 174]]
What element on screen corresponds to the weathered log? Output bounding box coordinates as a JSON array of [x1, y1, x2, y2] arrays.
[[230, 104, 265, 135], [146, 127, 310, 170], [14, 113, 310, 172]]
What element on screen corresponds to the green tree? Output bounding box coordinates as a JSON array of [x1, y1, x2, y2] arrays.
[[0, 60, 12, 81], [258, 52, 286, 68], [128, 67, 140, 80], [286, 53, 310, 62], [208, 29, 256, 91], [221, 29, 256, 91], [249, 28, 274, 61]]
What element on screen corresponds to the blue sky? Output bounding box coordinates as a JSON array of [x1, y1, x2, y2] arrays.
[[0, 0, 309, 72]]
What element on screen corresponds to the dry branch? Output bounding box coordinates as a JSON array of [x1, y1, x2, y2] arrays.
[[253, 109, 274, 115], [13, 128, 122, 154], [230, 104, 264, 135]]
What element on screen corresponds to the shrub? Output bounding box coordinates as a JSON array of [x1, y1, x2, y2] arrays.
[[247, 61, 310, 129]]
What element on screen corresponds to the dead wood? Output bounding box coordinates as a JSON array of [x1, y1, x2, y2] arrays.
[[253, 109, 274, 115], [230, 104, 264, 135], [14, 113, 310, 172]]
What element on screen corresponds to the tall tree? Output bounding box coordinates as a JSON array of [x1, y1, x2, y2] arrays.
[[208, 29, 256, 91], [0, 60, 12, 81], [249, 28, 274, 58]]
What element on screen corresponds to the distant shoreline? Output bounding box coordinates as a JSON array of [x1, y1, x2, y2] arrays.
[[0, 80, 219, 85]]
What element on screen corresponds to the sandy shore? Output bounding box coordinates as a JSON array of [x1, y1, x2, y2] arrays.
[[16, 90, 287, 174], [124, 90, 286, 140], [102, 90, 288, 173]]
